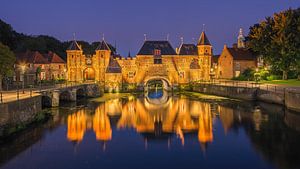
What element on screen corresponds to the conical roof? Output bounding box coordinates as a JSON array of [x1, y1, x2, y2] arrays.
[[197, 32, 211, 46], [67, 40, 81, 50], [106, 57, 121, 73], [96, 40, 111, 51]]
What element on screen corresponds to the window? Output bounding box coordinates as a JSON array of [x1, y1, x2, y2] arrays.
[[128, 72, 135, 78], [154, 49, 161, 56], [179, 71, 185, 78], [153, 49, 162, 64], [20, 74, 24, 82], [235, 62, 241, 70]]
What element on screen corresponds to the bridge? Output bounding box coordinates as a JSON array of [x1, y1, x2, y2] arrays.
[[40, 83, 102, 107], [0, 83, 102, 107]]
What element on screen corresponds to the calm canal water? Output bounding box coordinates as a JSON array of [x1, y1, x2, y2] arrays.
[[1, 91, 300, 169]]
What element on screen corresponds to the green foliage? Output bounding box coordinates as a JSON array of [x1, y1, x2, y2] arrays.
[[232, 68, 255, 81], [266, 75, 281, 81], [0, 19, 116, 62], [0, 43, 16, 77], [248, 8, 300, 80]]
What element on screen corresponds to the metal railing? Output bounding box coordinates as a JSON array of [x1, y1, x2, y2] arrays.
[[0, 81, 91, 103], [194, 80, 293, 94]]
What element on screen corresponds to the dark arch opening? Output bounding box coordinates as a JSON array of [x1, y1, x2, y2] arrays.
[[59, 91, 71, 102], [76, 88, 85, 99], [42, 96, 52, 108]]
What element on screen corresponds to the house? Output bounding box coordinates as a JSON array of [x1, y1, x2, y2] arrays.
[[218, 29, 257, 79], [13, 51, 66, 87]]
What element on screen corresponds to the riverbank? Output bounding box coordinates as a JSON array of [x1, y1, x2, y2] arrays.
[[191, 83, 300, 112], [0, 95, 52, 139]]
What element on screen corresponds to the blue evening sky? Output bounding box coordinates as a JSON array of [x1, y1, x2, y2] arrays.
[[0, 0, 299, 55]]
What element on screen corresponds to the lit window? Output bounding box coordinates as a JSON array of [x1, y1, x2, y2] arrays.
[[128, 72, 135, 78], [179, 71, 185, 78], [153, 49, 162, 64], [154, 49, 161, 56]]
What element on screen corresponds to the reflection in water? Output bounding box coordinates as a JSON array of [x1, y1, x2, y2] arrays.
[[67, 110, 86, 142], [66, 91, 214, 146], [2, 91, 300, 169]]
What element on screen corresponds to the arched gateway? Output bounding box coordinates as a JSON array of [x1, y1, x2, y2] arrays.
[[66, 31, 212, 92], [144, 76, 171, 91]]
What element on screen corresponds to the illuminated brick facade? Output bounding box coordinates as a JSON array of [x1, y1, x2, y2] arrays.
[[67, 31, 212, 91]]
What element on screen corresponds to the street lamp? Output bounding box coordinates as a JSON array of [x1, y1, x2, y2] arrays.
[[20, 64, 26, 94]]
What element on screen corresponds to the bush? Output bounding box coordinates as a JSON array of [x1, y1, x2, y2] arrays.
[[266, 75, 281, 81]]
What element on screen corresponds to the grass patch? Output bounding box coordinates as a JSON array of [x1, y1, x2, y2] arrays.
[[261, 79, 300, 86], [91, 93, 134, 102], [178, 91, 235, 102]]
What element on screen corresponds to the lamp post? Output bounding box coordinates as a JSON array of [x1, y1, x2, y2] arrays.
[[20, 65, 26, 94]]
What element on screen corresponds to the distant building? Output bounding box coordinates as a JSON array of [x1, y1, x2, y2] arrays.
[[218, 29, 257, 79], [13, 51, 66, 86], [67, 31, 213, 92]]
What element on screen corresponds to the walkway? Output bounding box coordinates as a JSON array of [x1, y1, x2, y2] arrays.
[[199, 80, 300, 94], [0, 82, 91, 103]]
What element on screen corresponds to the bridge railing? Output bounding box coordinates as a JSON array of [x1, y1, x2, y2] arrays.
[[193, 80, 288, 94], [0, 81, 96, 103]]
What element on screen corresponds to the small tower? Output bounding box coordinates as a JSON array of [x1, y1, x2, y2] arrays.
[[95, 39, 111, 68], [66, 38, 83, 82], [197, 31, 212, 80], [237, 28, 245, 48]]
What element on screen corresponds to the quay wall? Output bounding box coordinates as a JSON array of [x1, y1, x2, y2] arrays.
[[0, 95, 42, 137], [192, 84, 300, 113]]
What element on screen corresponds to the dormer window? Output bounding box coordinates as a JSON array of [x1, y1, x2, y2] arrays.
[[154, 49, 161, 56], [154, 49, 162, 64]]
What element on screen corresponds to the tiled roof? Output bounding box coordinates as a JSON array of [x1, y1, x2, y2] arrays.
[[227, 47, 257, 61], [137, 41, 176, 55], [16, 51, 49, 64], [96, 40, 111, 51], [67, 40, 81, 50], [44, 51, 65, 63], [198, 31, 211, 46], [178, 44, 198, 55], [106, 57, 122, 73], [190, 59, 201, 69]]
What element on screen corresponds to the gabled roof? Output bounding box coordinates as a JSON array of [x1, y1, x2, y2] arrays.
[[16, 51, 49, 64], [178, 44, 198, 55], [67, 40, 81, 50], [106, 57, 122, 73], [190, 59, 201, 69], [44, 51, 65, 63], [198, 31, 211, 46], [137, 41, 176, 55], [96, 40, 111, 51], [227, 47, 257, 61]]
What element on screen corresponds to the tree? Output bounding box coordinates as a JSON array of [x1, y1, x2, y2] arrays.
[[248, 8, 300, 80], [0, 43, 16, 90]]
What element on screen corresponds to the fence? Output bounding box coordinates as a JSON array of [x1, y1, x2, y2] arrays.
[[0, 82, 86, 104], [194, 80, 287, 94]]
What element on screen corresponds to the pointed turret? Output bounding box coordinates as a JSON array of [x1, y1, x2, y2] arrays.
[[67, 40, 82, 51], [66, 35, 83, 82], [197, 31, 211, 46], [196, 31, 212, 81], [237, 28, 245, 48], [96, 40, 111, 51]]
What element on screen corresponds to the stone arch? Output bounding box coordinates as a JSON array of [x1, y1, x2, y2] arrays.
[[42, 95, 52, 108], [76, 88, 86, 99], [145, 90, 170, 105], [144, 76, 171, 91], [83, 67, 95, 81], [59, 90, 72, 101]]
